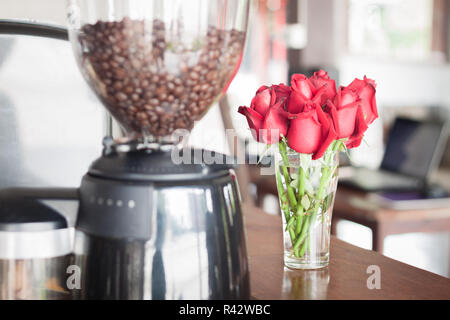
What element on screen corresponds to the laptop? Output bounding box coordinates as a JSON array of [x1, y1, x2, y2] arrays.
[[339, 117, 448, 192]]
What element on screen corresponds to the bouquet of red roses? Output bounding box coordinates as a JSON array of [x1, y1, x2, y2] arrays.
[[238, 70, 378, 269]]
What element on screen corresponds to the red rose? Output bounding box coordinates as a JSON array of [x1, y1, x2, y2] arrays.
[[238, 85, 289, 144], [327, 76, 377, 148], [309, 70, 337, 107], [327, 86, 360, 139], [249, 85, 273, 115], [346, 76, 378, 125], [237, 73, 377, 154], [287, 70, 337, 113], [273, 83, 291, 102], [286, 103, 337, 160]]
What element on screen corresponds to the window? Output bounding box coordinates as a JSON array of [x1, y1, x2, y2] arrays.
[[348, 0, 434, 61]]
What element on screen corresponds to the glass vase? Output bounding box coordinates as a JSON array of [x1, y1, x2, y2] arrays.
[[275, 141, 339, 269]]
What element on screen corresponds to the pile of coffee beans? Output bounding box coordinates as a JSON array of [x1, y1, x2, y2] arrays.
[[76, 18, 245, 139]]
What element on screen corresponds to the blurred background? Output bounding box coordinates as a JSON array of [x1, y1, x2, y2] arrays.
[[0, 0, 449, 277]]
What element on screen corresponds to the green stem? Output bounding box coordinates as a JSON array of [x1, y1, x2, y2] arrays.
[[293, 217, 310, 251], [295, 167, 305, 235], [285, 215, 296, 231], [299, 236, 310, 257], [275, 165, 295, 246], [295, 141, 338, 256], [278, 141, 298, 211], [275, 166, 289, 220], [298, 167, 306, 198], [289, 228, 296, 245]]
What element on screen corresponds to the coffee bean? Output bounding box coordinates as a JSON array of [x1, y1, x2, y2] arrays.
[[131, 93, 140, 102], [136, 112, 148, 120], [189, 72, 199, 81], [131, 59, 142, 69], [190, 92, 199, 100], [157, 92, 167, 100], [124, 86, 134, 95], [173, 87, 184, 97], [127, 106, 138, 113], [206, 71, 217, 81], [155, 106, 164, 115], [175, 119, 186, 128], [150, 75, 159, 83], [115, 92, 127, 102], [141, 79, 149, 88], [173, 78, 182, 86], [114, 68, 127, 79]]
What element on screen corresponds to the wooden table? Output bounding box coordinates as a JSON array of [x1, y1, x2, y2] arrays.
[[333, 186, 450, 252], [243, 204, 450, 300]]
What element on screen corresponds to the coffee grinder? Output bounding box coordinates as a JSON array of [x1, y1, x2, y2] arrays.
[[67, 0, 251, 299], [0, 0, 250, 300]]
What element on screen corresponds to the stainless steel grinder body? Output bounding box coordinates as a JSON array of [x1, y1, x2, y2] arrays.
[[73, 149, 250, 299]]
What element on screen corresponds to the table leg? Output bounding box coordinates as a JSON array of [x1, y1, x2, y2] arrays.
[[256, 191, 265, 208], [371, 224, 386, 253], [331, 217, 340, 235]]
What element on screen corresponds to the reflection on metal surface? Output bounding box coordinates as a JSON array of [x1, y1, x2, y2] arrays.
[[282, 267, 330, 300], [74, 174, 250, 300], [0, 229, 72, 260], [0, 255, 73, 300], [0, 34, 104, 188]]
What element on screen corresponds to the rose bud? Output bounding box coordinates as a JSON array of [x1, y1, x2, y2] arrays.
[[346, 76, 378, 125], [327, 75, 377, 149], [286, 103, 337, 160], [327, 94, 368, 149], [309, 70, 337, 107], [272, 83, 291, 103], [287, 70, 337, 113], [327, 86, 361, 139], [250, 85, 274, 116], [287, 74, 316, 113], [238, 86, 289, 144]]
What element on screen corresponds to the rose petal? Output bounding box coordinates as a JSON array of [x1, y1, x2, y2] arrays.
[[329, 100, 359, 139], [346, 78, 366, 91], [312, 104, 338, 159], [345, 106, 369, 149], [287, 90, 308, 113], [291, 74, 316, 99], [345, 76, 378, 125], [357, 84, 378, 124], [337, 86, 358, 108], [287, 104, 317, 120], [273, 83, 291, 100], [250, 87, 272, 116], [261, 101, 289, 144], [371, 92, 378, 120], [312, 83, 336, 107], [364, 76, 376, 88], [309, 70, 337, 105], [256, 85, 269, 94], [238, 106, 264, 142], [287, 112, 322, 154]]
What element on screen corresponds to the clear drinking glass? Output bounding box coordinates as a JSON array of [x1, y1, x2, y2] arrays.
[[275, 147, 339, 269], [67, 0, 250, 145]]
